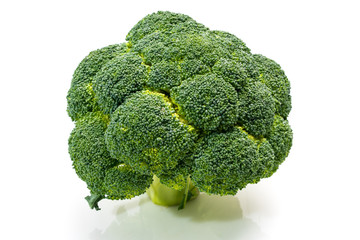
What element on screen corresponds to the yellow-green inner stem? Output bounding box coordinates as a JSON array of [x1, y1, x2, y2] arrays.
[[146, 175, 199, 209]]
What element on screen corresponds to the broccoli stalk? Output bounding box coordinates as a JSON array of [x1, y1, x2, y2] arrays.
[[147, 175, 199, 209]]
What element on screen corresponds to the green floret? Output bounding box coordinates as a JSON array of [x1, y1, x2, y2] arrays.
[[192, 127, 266, 195], [104, 164, 153, 200], [238, 81, 275, 137], [68, 112, 119, 195], [131, 31, 233, 66], [67, 44, 127, 121], [130, 31, 169, 64], [212, 58, 248, 90], [148, 61, 182, 91], [126, 11, 208, 43], [171, 74, 238, 132], [258, 139, 276, 178], [253, 54, 291, 118], [179, 59, 211, 80], [93, 52, 148, 114], [105, 90, 198, 175], [212, 30, 251, 53], [232, 49, 260, 80], [155, 152, 194, 190], [267, 115, 293, 172], [169, 32, 233, 66], [66, 83, 98, 121]]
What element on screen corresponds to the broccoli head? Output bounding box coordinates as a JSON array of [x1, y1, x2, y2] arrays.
[[67, 11, 293, 210]]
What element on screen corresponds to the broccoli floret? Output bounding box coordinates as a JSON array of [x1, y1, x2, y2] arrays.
[[126, 11, 208, 44], [105, 90, 198, 176], [171, 74, 238, 132], [267, 115, 293, 171], [232, 49, 260, 80], [179, 59, 211, 80], [253, 54, 292, 118], [130, 27, 233, 66], [148, 61, 182, 91], [67, 44, 127, 121], [93, 52, 148, 114], [212, 30, 251, 53], [67, 11, 293, 211], [212, 58, 248, 90], [68, 112, 118, 195], [104, 164, 153, 200], [192, 127, 268, 195], [238, 81, 275, 137], [68, 111, 152, 210]]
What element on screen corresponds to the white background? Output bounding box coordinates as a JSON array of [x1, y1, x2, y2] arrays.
[[1, 0, 359, 239]]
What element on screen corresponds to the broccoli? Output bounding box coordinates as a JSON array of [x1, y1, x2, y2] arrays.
[[67, 11, 293, 210]]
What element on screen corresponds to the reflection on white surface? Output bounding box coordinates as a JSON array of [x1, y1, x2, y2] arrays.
[[89, 193, 266, 240]]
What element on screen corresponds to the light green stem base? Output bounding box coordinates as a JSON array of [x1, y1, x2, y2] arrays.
[[146, 175, 199, 209]]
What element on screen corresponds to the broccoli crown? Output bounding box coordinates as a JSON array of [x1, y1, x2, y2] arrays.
[[67, 11, 292, 209]]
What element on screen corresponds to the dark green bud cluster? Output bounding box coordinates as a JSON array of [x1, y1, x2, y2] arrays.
[[171, 74, 238, 132], [67, 44, 128, 121], [67, 11, 292, 209]]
